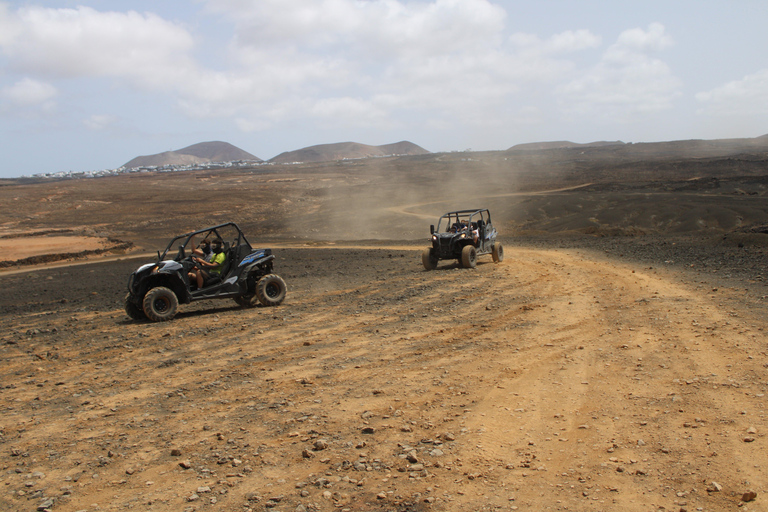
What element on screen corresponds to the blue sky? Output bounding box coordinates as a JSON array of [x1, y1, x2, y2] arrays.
[[0, 0, 766, 177]]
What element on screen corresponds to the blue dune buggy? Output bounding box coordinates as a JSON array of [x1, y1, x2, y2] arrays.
[[125, 222, 286, 322]]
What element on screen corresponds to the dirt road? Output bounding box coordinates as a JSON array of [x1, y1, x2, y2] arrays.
[[1, 243, 766, 512]]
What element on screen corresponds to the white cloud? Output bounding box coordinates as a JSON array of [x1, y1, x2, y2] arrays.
[[309, 96, 390, 127], [511, 30, 602, 55], [1, 77, 57, 107], [235, 117, 271, 132], [0, 1, 688, 148], [695, 69, 768, 116], [0, 1, 608, 135], [209, 0, 507, 57], [83, 114, 117, 131], [0, 5, 195, 88], [614, 22, 673, 53], [196, 0, 606, 133], [556, 23, 681, 119]]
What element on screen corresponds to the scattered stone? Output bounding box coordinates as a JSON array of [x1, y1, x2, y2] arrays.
[[179, 460, 192, 469], [707, 482, 723, 493], [313, 439, 328, 451], [742, 491, 757, 502], [171, 448, 182, 456], [37, 498, 55, 511]]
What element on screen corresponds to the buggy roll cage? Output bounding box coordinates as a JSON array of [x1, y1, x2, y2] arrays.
[[157, 222, 252, 262], [431, 209, 491, 234]]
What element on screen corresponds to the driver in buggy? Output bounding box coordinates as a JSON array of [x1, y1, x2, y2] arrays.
[[190, 238, 227, 289]]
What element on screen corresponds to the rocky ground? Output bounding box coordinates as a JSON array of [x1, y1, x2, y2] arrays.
[[1, 235, 767, 512]]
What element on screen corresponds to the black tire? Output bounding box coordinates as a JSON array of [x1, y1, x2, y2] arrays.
[[422, 248, 438, 270], [233, 295, 251, 307], [125, 294, 146, 321], [142, 287, 179, 322], [461, 245, 477, 268], [492, 242, 504, 263], [256, 274, 286, 307]]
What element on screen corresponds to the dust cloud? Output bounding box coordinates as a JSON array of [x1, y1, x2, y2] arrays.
[[281, 153, 524, 241]]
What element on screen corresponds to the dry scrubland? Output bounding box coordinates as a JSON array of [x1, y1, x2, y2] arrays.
[[1, 141, 768, 512]]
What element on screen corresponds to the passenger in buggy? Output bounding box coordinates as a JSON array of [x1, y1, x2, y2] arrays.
[[190, 238, 227, 289]]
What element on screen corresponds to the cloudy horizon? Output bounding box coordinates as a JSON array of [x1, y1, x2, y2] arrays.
[[1, 0, 766, 177]]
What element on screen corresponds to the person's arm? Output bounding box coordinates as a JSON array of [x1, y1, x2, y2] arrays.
[[193, 256, 215, 268]]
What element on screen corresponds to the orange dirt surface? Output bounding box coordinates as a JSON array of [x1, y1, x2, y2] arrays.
[[0, 236, 109, 259], [1, 244, 766, 512]]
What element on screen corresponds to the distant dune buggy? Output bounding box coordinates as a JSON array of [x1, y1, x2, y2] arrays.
[[423, 208, 504, 270], [125, 222, 286, 322]]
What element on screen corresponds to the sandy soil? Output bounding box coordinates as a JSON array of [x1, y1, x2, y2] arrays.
[[0, 236, 111, 259], [1, 145, 767, 511], [1, 241, 766, 512]]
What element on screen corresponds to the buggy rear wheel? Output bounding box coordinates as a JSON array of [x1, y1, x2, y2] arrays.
[[461, 245, 477, 268], [142, 287, 179, 322], [256, 274, 286, 307], [234, 295, 252, 307], [422, 248, 438, 270], [492, 242, 504, 263]]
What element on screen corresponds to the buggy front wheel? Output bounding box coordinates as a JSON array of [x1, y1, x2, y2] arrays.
[[461, 245, 477, 268], [125, 294, 146, 321], [422, 248, 438, 270], [256, 274, 287, 307], [142, 287, 179, 322], [492, 242, 504, 263]]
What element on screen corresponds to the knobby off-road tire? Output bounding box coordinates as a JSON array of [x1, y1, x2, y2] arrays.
[[142, 287, 179, 322], [234, 272, 262, 307], [492, 242, 504, 263], [124, 294, 146, 321], [233, 295, 251, 307], [256, 274, 287, 307], [422, 248, 438, 270], [461, 245, 477, 268]]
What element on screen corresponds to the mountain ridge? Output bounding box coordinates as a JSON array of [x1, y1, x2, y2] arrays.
[[123, 141, 261, 169], [268, 141, 430, 164], [120, 135, 768, 171]]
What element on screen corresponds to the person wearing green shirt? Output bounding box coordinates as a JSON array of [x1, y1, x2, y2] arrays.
[[191, 238, 227, 288]]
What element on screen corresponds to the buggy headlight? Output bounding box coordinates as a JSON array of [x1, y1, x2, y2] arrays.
[[432, 235, 437, 241], [460, 233, 466, 239], [151, 265, 159, 273]]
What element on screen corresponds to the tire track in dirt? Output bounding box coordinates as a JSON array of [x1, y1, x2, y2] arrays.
[[1, 246, 765, 512], [442, 248, 766, 510]]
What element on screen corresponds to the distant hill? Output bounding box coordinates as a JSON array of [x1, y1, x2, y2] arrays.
[[509, 140, 625, 151], [123, 141, 261, 169], [269, 141, 429, 164], [508, 136, 768, 156]]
